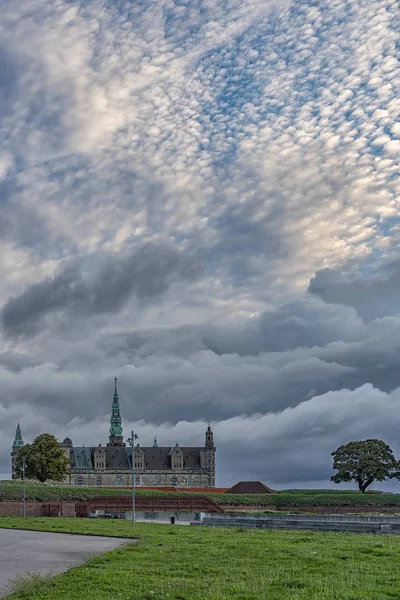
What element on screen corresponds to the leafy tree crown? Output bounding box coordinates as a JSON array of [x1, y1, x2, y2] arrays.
[[15, 433, 71, 483], [331, 439, 400, 493]]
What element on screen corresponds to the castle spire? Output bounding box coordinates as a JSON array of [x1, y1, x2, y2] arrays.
[[108, 376, 124, 446], [153, 437, 159, 447], [13, 421, 24, 448]]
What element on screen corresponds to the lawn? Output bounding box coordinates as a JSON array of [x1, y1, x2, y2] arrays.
[[1, 518, 400, 600]]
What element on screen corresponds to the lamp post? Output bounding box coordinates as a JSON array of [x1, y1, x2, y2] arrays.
[[22, 457, 26, 518], [127, 431, 138, 524]]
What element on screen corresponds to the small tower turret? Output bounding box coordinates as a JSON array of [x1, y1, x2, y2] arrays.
[[60, 436, 73, 460], [206, 424, 214, 449], [153, 437, 159, 448]]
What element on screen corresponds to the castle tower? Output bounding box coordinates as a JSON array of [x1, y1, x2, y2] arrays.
[[170, 442, 184, 470], [133, 443, 145, 471], [94, 444, 106, 470], [108, 377, 125, 446], [60, 436, 73, 459], [11, 422, 24, 479], [205, 425, 216, 487], [60, 437, 73, 484]]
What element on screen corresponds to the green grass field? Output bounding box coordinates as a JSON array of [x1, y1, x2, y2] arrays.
[[1, 518, 400, 599]]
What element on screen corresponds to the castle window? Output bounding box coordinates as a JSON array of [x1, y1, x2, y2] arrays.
[[96, 475, 102, 487], [115, 475, 121, 485], [171, 476, 177, 486], [135, 475, 141, 485], [75, 475, 84, 486]]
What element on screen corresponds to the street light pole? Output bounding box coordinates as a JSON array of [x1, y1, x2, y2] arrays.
[[22, 457, 26, 518], [127, 431, 138, 524]]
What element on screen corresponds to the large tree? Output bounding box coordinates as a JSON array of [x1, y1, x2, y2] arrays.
[[15, 433, 71, 483], [331, 439, 400, 493]]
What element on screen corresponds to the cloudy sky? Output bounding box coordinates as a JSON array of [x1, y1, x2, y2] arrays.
[[0, 0, 399, 488]]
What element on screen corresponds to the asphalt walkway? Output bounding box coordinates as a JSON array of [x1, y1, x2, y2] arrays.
[[0, 529, 126, 597]]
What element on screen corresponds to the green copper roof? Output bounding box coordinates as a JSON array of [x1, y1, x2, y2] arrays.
[[153, 437, 159, 447], [109, 377, 123, 439], [13, 422, 24, 448]]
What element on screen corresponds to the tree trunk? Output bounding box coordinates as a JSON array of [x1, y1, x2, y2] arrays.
[[360, 478, 374, 493]]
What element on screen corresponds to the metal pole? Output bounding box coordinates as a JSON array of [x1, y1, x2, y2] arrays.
[[22, 457, 26, 518], [131, 430, 135, 525], [127, 431, 138, 525]]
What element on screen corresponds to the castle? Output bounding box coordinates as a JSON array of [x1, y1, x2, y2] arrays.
[[11, 377, 216, 488]]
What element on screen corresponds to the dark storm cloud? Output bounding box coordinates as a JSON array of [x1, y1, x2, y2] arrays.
[[308, 266, 400, 322], [1, 241, 202, 338], [112, 296, 365, 359], [2, 266, 81, 338], [2, 294, 399, 427], [2, 290, 400, 485], [88, 299, 400, 425], [3, 380, 400, 487]]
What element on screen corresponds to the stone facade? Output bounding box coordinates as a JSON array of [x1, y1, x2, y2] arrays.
[[12, 378, 216, 488], [61, 470, 213, 488]]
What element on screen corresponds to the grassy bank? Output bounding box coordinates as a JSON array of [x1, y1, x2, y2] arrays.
[[3, 480, 400, 507], [211, 492, 400, 507], [1, 518, 400, 599], [0, 481, 160, 502]]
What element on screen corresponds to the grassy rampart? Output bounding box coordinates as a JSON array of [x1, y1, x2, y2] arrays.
[[209, 492, 400, 507], [2, 480, 400, 507]]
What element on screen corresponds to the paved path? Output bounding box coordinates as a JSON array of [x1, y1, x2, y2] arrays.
[[0, 529, 126, 598]]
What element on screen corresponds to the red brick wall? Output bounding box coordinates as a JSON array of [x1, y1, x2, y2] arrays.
[[0, 502, 77, 517], [60, 503, 77, 517]]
